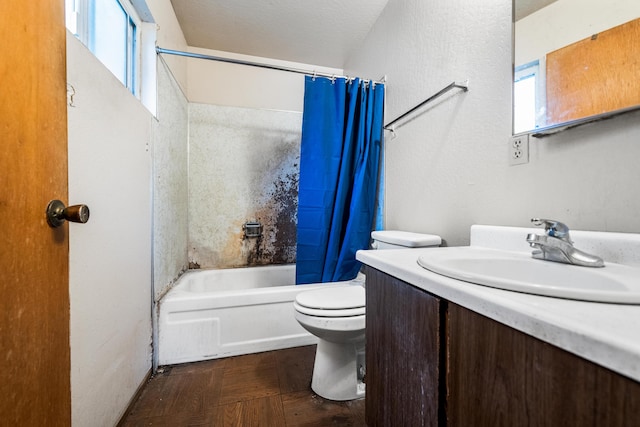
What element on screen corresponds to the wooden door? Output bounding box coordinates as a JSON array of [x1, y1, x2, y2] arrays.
[[0, 1, 71, 425]]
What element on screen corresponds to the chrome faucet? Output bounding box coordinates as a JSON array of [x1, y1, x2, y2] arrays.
[[526, 218, 604, 267]]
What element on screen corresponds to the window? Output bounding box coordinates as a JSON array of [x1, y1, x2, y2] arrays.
[[514, 60, 544, 134], [90, 0, 137, 92], [514, 72, 536, 133], [66, 0, 151, 97]]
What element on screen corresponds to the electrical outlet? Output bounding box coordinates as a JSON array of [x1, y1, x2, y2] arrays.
[[509, 134, 529, 165]]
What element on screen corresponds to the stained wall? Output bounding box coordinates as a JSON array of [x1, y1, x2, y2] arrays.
[[181, 49, 334, 268], [188, 104, 303, 268]]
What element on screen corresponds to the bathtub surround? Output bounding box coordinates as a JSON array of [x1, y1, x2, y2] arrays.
[[188, 104, 303, 269], [153, 57, 189, 301]]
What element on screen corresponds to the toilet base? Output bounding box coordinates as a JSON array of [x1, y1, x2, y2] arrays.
[[311, 339, 366, 401]]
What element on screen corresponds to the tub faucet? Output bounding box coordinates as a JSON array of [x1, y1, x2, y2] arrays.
[[526, 218, 604, 267]]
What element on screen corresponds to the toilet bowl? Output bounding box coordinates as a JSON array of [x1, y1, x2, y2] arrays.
[[294, 284, 366, 401], [293, 230, 441, 401]]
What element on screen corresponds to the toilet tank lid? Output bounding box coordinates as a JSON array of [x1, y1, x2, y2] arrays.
[[371, 230, 442, 247]]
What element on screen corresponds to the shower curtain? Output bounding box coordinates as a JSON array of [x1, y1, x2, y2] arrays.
[[296, 75, 384, 285]]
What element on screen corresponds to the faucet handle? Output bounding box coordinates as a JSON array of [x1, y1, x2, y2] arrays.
[[531, 218, 571, 240]]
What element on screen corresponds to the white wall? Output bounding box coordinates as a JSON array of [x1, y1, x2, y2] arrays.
[[186, 46, 341, 111], [344, 0, 640, 246], [147, 0, 189, 93], [67, 35, 152, 426], [67, 2, 194, 422]]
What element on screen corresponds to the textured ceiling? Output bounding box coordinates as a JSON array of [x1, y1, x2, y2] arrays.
[[170, 1, 551, 69], [170, 0, 390, 68]]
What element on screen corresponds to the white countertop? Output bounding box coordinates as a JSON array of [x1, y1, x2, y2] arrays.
[[357, 226, 640, 383]]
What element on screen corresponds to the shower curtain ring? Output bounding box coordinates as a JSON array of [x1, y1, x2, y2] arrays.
[[312, 71, 316, 81]]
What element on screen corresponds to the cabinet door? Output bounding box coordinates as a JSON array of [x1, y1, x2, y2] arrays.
[[447, 303, 640, 426], [365, 268, 444, 427]]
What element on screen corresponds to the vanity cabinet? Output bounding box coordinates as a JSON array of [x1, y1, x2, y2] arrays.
[[365, 268, 640, 426], [448, 303, 640, 425], [365, 267, 444, 427]]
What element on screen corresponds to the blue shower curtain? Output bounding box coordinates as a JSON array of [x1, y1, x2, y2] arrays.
[[296, 76, 384, 284]]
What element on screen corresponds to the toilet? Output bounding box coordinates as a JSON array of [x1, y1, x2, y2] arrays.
[[293, 230, 442, 401]]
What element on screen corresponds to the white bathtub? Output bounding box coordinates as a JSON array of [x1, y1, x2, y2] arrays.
[[158, 264, 361, 365]]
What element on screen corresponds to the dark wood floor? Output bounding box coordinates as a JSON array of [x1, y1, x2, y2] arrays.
[[119, 345, 366, 426]]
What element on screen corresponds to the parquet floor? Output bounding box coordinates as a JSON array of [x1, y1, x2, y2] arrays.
[[119, 345, 366, 426]]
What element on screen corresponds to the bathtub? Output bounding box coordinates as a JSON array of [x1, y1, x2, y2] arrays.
[[158, 264, 361, 365]]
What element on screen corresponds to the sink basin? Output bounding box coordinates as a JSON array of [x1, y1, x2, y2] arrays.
[[417, 247, 640, 304]]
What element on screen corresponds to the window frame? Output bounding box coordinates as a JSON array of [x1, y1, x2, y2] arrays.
[[514, 60, 546, 133], [66, 0, 142, 96]]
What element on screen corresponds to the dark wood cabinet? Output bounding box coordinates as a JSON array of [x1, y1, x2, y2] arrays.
[[365, 268, 640, 427], [365, 267, 444, 427], [447, 303, 640, 426]]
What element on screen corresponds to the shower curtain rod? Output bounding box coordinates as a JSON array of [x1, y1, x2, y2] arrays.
[[156, 47, 385, 84]]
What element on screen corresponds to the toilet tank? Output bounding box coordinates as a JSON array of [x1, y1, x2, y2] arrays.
[[371, 230, 442, 249]]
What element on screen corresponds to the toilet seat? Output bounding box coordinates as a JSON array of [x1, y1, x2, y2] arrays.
[[294, 286, 365, 317], [294, 302, 365, 317]]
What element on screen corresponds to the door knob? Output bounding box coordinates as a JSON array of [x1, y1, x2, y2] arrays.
[[46, 200, 90, 228]]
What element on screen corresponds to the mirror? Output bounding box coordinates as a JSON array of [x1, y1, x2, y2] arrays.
[[513, 0, 640, 135]]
